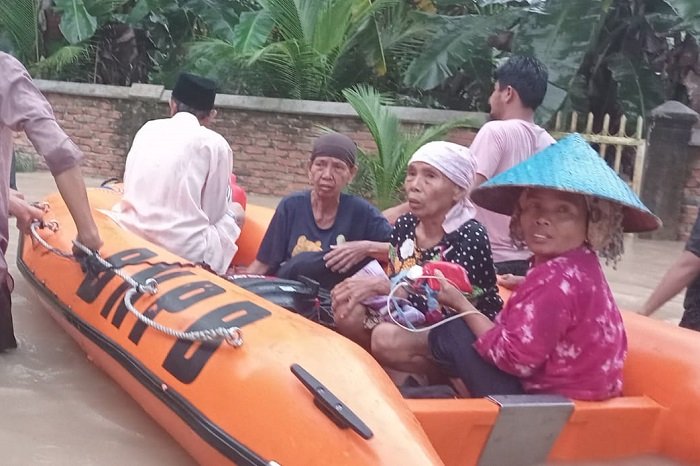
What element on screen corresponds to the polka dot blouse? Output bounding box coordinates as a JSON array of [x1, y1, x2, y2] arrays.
[[389, 214, 503, 320]]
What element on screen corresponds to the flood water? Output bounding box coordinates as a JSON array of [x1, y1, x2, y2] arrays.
[[2, 174, 195, 465]]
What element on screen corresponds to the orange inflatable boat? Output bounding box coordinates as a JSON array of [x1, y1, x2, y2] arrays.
[[18, 187, 700, 466]]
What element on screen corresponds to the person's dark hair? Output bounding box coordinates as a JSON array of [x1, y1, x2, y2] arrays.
[[494, 55, 548, 110], [172, 98, 211, 121]]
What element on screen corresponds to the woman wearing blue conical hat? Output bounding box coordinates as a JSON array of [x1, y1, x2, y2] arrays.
[[427, 133, 661, 400]]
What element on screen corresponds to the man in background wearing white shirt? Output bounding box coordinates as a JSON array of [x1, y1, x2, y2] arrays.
[[114, 72, 240, 274]]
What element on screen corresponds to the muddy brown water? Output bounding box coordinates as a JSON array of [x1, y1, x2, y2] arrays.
[[2, 174, 195, 465]]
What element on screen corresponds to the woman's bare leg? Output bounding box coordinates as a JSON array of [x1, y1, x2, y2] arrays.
[[371, 323, 433, 374], [334, 302, 372, 351]]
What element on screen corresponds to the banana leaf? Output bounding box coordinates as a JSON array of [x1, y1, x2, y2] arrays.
[[53, 0, 99, 44], [512, 0, 613, 123], [660, 0, 700, 35], [232, 10, 274, 53], [606, 52, 665, 122], [403, 11, 520, 90]]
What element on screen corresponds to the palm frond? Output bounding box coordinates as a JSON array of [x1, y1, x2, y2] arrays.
[[251, 40, 330, 99], [347, 147, 379, 200], [343, 84, 399, 161], [380, 10, 438, 73], [340, 0, 400, 72], [252, 41, 304, 98], [344, 83, 478, 209], [264, 0, 305, 42], [30, 44, 92, 77], [0, 0, 38, 61], [187, 38, 240, 65], [307, 0, 354, 56], [343, 84, 408, 208], [184, 39, 267, 94]]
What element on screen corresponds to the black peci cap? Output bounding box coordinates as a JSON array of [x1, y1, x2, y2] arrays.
[[172, 72, 217, 111]]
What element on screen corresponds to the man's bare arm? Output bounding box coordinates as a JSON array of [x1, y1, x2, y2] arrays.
[[54, 166, 102, 251], [383, 202, 410, 224], [641, 251, 700, 316]]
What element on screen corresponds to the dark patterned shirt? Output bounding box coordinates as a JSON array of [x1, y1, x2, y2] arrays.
[[389, 214, 503, 320]]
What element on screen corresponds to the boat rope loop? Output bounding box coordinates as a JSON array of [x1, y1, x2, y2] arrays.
[[29, 221, 243, 347], [29, 221, 74, 258], [123, 288, 243, 347]]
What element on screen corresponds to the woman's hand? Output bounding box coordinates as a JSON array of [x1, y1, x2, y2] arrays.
[[432, 270, 472, 312], [433, 271, 494, 336], [324, 241, 369, 273], [497, 274, 525, 290], [331, 276, 390, 310]]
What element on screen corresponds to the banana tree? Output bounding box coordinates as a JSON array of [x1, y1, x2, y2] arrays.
[[402, 0, 698, 125], [0, 0, 252, 84], [343, 84, 482, 209], [583, 0, 699, 123], [401, 0, 612, 122]]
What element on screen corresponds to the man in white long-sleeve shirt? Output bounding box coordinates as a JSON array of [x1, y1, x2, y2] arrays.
[[114, 72, 240, 274]]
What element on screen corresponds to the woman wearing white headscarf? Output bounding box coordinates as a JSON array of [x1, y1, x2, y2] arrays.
[[332, 141, 502, 353]]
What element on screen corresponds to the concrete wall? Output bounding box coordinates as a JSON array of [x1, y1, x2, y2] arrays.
[[13, 81, 484, 196]]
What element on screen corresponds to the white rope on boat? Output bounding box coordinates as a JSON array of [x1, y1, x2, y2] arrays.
[[29, 221, 74, 258], [29, 220, 243, 347], [72, 239, 159, 294], [123, 288, 243, 347]]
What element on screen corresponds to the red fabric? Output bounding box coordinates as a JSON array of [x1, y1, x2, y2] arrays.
[[230, 174, 247, 209]]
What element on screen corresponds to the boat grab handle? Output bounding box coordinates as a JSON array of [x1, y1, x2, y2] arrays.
[[291, 363, 373, 440], [29, 221, 244, 347]]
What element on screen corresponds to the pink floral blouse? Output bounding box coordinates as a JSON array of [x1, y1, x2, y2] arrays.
[[474, 246, 627, 401]]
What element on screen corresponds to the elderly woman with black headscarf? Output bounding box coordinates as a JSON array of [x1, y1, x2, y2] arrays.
[[246, 132, 392, 287], [332, 141, 502, 352]]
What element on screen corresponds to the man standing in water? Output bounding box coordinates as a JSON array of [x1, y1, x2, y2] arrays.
[[0, 52, 103, 351], [384, 55, 554, 276]]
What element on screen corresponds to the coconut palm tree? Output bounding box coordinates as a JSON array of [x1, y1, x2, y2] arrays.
[[186, 0, 429, 100]]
